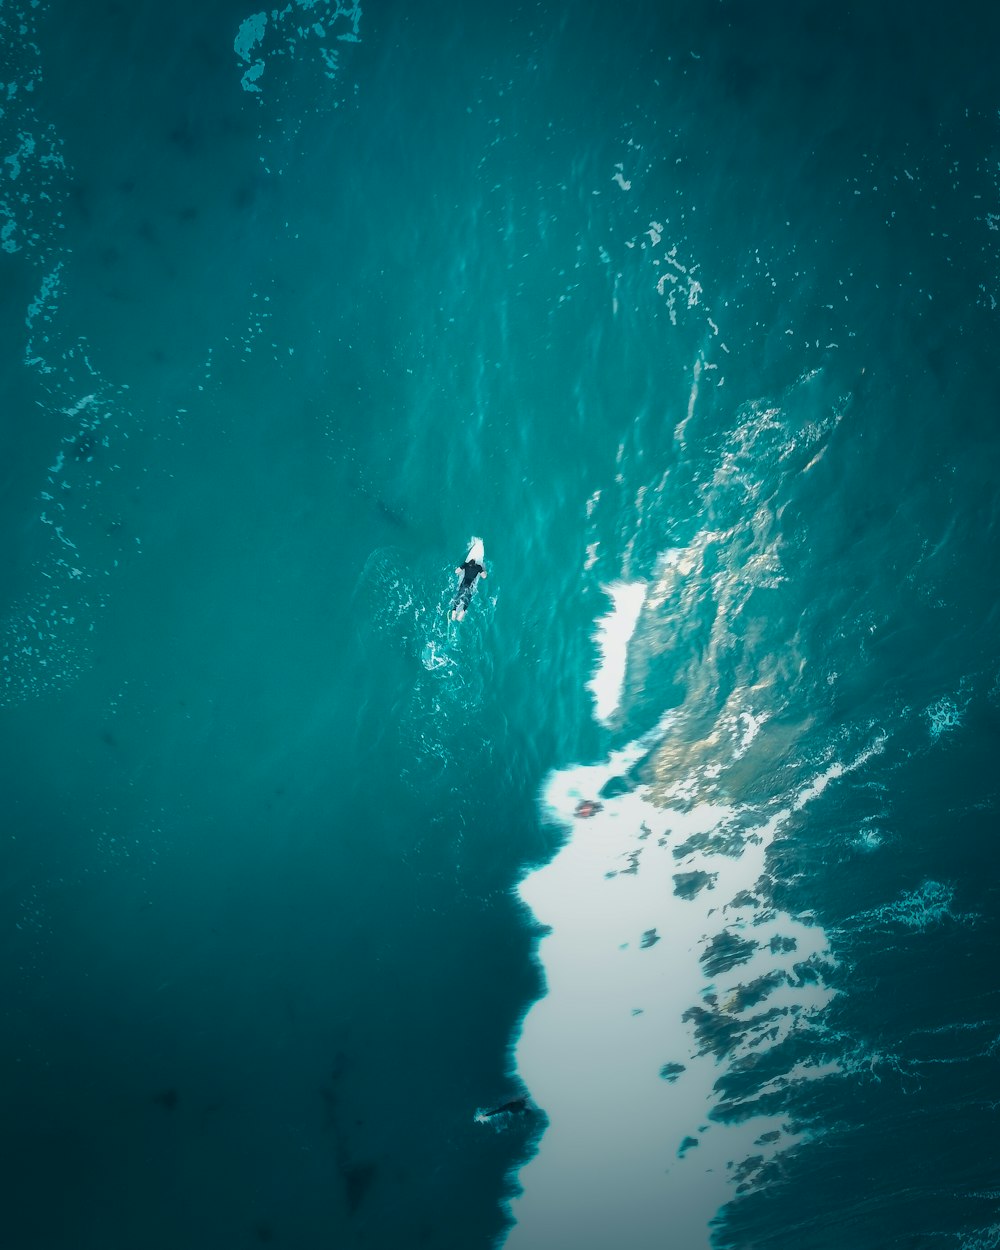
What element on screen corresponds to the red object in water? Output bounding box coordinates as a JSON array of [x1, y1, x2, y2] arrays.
[[574, 799, 604, 819]]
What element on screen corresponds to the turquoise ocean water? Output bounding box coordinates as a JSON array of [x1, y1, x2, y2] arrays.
[[3, 2, 1000, 1247]]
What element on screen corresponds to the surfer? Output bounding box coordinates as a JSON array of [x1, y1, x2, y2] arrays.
[[474, 1096, 534, 1124], [450, 539, 487, 622]]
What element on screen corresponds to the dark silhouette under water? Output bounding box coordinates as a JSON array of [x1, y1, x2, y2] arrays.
[[477, 1096, 534, 1122], [320, 1053, 378, 1216]]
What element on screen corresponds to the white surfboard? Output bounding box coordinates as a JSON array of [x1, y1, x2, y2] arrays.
[[451, 537, 486, 622]]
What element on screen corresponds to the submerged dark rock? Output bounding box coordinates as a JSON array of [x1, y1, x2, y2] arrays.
[[340, 1159, 376, 1215], [598, 775, 631, 799], [374, 497, 408, 529], [659, 1062, 686, 1082], [700, 930, 757, 977], [673, 870, 717, 899]]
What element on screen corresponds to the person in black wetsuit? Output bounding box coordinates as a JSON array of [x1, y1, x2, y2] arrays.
[[450, 556, 487, 622], [476, 1097, 532, 1123]]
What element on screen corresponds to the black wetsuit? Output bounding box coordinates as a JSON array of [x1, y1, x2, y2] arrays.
[[481, 1097, 529, 1119], [453, 560, 484, 611]]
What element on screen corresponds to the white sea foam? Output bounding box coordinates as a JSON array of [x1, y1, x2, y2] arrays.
[[507, 756, 845, 1249], [586, 582, 647, 725], [505, 574, 881, 1248]]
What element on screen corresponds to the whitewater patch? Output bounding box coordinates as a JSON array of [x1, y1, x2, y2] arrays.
[[503, 590, 889, 1248], [586, 581, 647, 724], [506, 750, 851, 1250]]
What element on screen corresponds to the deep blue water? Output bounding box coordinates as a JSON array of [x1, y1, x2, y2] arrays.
[[3, 2, 1000, 1247]]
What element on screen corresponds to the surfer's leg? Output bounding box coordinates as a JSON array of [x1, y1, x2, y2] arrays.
[[452, 588, 471, 622]]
